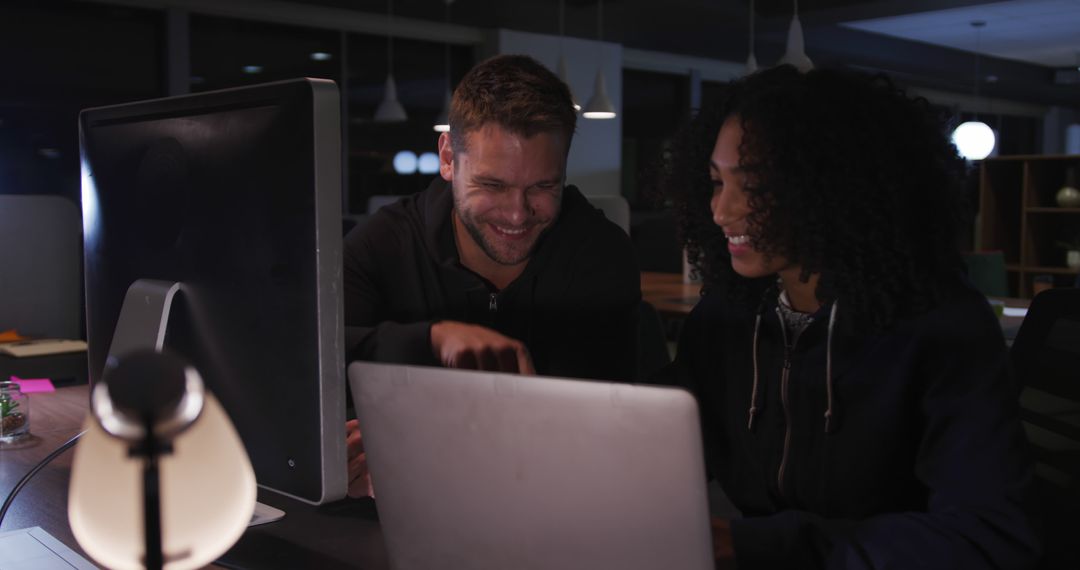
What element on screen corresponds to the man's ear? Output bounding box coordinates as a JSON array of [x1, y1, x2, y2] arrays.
[[438, 132, 454, 182]]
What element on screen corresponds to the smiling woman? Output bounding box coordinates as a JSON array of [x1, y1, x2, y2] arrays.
[[658, 65, 1041, 569]]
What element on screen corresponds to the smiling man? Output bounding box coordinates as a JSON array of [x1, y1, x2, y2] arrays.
[[343, 54, 640, 383]]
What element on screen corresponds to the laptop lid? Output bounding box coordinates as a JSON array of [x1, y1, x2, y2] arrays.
[[348, 362, 713, 570]]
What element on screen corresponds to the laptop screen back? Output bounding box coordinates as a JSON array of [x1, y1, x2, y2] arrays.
[[348, 362, 713, 570]]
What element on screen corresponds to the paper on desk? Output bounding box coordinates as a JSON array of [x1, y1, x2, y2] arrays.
[[1003, 307, 1028, 318], [9, 377, 56, 393]]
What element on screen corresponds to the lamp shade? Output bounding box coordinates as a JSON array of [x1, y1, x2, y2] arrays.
[[374, 75, 408, 123], [557, 54, 581, 111], [582, 68, 616, 120], [778, 14, 813, 72], [69, 387, 256, 570], [951, 120, 996, 160]]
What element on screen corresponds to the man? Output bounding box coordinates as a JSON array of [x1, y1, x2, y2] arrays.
[[344, 55, 640, 495]]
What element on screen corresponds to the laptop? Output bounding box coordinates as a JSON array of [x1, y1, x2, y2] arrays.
[[347, 362, 713, 570]]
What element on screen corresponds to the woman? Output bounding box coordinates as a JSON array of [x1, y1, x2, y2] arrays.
[[661, 66, 1040, 569]]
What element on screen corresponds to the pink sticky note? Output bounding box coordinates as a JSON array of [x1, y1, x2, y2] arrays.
[[9, 377, 56, 393]]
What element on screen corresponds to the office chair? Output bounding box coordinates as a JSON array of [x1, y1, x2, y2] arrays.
[[586, 194, 630, 235], [0, 195, 82, 339], [1010, 287, 1080, 569]]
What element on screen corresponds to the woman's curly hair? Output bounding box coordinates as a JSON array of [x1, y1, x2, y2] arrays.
[[662, 65, 969, 332]]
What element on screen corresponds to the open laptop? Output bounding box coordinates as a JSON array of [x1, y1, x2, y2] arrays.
[[347, 362, 713, 570]]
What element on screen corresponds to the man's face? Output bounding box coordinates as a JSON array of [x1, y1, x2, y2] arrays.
[[439, 124, 567, 266]]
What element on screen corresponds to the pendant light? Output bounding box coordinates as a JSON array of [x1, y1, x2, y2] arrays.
[[375, 0, 407, 123], [745, 0, 758, 74], [778, 0, 813, 72], [582, 0, 616, 120], [433, 0, 453, 132], [557, 0, 581, 111], [951, 21, 996, 161]]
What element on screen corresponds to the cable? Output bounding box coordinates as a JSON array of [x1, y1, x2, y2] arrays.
[[0, 430, 85, 529]]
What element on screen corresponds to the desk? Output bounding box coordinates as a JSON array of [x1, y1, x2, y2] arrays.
[[0, 384, 391, 570], [0, 351, 89, 385], [641, 271, 701, 317]]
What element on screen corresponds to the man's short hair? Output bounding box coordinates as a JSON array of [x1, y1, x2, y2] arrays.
[[449, 54, 577, 153]]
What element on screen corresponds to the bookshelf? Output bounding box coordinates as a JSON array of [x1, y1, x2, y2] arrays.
[[979, 154, 1080, 298]]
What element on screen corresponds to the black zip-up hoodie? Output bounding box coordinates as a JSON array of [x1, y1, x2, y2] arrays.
[[343, 178, 640, 382], [664, 278, 1041, 569]]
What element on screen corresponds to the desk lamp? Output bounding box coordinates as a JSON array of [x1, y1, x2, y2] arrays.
[[69, 349, 255, 570]]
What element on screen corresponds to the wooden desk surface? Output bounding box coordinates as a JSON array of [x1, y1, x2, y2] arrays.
[[0, 384, 89, 557], [641, 272, 701, 317], [0, 384, 390, 570]]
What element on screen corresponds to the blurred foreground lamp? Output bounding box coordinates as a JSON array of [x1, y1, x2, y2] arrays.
[[70, 349, 255, 570]]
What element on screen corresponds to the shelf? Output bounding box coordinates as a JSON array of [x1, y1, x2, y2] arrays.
[[981, 155, 1080, 298], [1021, 266, 1080, 276], [1025, 207, 1080, 213]]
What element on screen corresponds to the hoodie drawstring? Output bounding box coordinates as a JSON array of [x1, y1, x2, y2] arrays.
[[824, 300, 838, 434], [747, 312, 763, 431], [747, 299, 839, 434]]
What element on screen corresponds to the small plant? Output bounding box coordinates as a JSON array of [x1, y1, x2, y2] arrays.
[[1, 394, 19, 417], [0, 389, 26, 435]]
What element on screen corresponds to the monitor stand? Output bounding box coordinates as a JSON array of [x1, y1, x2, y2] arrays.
[[107, 279, 285, 527]]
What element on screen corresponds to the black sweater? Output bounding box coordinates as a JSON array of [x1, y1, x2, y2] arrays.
[[664, 279, 1040, 569], [343, 178, 640, 382]]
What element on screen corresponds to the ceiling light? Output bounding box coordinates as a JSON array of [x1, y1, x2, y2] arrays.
[[952, 121, 996, 161], [375, 0, 407, 123], [951, 21, 995, 161], [434, 88, 451, 132], [583, 0, 616, 120], [242, 65, 263, 74], [434, 0, 453, 133], [557, 0, 581, 111], [778, 0, 813, 72], [557, 54, 581, 112], [582, 69, 616, 119], [375, 76, 408, 123], [310, 52, 332, 62], [745, 0, 758, 75]]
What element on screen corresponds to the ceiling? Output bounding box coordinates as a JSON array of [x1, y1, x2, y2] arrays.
[[282, 0, 1080, 107], [842, 0, 1080, 68]]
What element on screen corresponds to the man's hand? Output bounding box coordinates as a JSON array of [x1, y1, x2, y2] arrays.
[[712, 517, 735, 569], [430, 321, 536, 374], [346, 419, 374, 498]]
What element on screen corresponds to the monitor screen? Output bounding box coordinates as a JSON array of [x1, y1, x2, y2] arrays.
[[80, 78, 346, 504]]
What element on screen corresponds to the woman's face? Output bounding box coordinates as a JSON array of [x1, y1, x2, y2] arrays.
[[709, 116, 795, 279]]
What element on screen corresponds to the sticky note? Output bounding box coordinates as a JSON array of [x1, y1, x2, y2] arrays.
[[9, 377, 56, 393]]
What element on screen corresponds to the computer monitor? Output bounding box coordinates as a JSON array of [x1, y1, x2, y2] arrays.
[[79, 78, 346, 505]]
